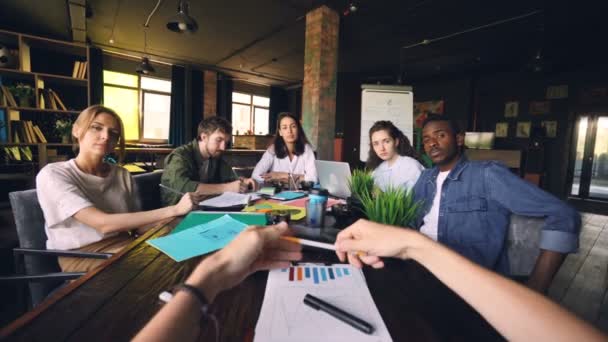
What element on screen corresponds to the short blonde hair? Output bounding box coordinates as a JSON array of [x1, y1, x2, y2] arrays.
[[73, 105, 126, 163]]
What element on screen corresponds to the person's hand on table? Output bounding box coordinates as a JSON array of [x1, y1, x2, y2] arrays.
[[335, 219, 425, 269], [185, 222, 302, 301], [173, 192, 203, 216], [261, 171, 289, 182], [240, 177, 257, 192]]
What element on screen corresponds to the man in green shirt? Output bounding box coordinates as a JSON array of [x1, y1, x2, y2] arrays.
[[161, 116, 256, 206]]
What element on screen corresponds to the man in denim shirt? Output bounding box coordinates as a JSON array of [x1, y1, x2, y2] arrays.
[[412, 115, 580, 293]]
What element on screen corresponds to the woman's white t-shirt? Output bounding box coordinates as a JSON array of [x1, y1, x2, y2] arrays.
[[372, 155, 424, 191], [36, 159, 139, 250], [251, 144, 318, 183]]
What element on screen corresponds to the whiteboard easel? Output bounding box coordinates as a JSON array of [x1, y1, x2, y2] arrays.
[[359, 84, 414, 162]]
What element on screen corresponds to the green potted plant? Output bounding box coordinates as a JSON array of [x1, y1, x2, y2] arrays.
[[55, 119, 73, 144], [347, 169, 375, 217], [9, 83, 35, 108], [358, 186, 422, 227]]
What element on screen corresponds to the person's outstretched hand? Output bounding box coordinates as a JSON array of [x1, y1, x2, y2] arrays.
[[187, 222, 302, 301], [335, 219, 420, 269]]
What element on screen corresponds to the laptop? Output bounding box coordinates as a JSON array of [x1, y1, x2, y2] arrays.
[[315, 160, 352, 199]]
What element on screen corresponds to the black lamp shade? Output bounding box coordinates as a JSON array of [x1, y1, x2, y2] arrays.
[[167, 1, 198, 33], [136, 57, 155, 75]]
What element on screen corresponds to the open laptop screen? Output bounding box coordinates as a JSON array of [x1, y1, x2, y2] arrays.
[[315, 160, 352, 198]]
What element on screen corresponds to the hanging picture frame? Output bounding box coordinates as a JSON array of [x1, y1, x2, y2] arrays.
[[495, 122, 509, 138], [504, 101, 519, 118], [516, 121, 531, 138], [542, 121, 558, 138]]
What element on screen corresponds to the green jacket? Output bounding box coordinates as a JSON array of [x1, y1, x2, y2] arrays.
[[160, 139, 237, 205]]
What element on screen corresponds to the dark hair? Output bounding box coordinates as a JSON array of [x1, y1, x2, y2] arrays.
[[273, 112, 310, 159], [366, 120, 419, 170], [197, 116, 232, 141], [421, 114, 463, 135]]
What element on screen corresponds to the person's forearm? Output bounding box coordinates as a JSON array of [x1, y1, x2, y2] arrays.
[[133, 255, 228, 342], [196, 182, 230, 195], [75, 206, 179, 235], [527, 249, 565, 293], [408, 236, 604, 341]]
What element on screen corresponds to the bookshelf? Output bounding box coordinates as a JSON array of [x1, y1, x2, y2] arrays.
[[0, 29, 89, 204]]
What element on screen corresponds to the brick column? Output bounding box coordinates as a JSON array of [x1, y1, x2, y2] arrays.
[[302, 5, 339, 160], [203, 70, 217, 118]]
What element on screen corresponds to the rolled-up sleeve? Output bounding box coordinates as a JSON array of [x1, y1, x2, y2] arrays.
[[252, 150, 274, 183], [302, 145, 317, 183], [485, 162, 580, 253]]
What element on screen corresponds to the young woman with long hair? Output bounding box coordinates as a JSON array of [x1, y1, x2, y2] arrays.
[[366, 120, 424, 190], [36, 105, 201, 272], [252, 112, 317, 184]]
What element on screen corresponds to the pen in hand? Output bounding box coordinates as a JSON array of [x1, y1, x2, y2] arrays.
[[303, 294, 374, 334], [159, 183, 184, 196]]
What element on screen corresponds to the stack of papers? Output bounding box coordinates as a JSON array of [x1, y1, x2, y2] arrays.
[[199, 192, 260, 208], [255, 263, 392, 342], [147, 215, 247, 261]]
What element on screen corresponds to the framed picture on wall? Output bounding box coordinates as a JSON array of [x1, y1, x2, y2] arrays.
[[516, 121, 531, 138], [504, 101, 519, 118], [542, 121, 558, 138], [529, 101, 550, 115], [495, 122, 509, 138]]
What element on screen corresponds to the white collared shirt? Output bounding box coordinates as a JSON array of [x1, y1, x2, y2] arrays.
[[252, 144, 317, 183], [372, 155, 424, 191]]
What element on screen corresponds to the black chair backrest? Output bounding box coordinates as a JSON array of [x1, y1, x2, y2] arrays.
[[9, 189, 62, 307], [133, 171, 163, 211]]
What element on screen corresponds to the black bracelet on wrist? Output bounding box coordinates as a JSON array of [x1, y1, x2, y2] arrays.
[[174, 283, 212, 315]]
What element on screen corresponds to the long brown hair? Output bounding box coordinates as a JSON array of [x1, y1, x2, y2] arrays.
[[273, 112, 310, 159], [73, 105, 126, 163], [366, 120, 418, 170]]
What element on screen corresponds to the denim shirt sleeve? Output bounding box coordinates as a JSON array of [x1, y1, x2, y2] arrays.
[[484, 162, 580, 253]]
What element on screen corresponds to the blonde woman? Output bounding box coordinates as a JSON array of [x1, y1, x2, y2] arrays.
[[36, 105, 200, 272]]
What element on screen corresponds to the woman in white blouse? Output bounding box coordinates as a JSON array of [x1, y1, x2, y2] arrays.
[[36, 105, 200, 272], [252, 112, 317, 185], [367, 120, 424, 191]]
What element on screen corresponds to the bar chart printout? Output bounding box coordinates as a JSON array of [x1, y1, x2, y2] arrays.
[[255, 263, 392, 342]]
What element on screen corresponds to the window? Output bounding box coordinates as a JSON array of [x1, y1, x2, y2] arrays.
[[232, 92, 270, 135], [103, 70, 172, 142]]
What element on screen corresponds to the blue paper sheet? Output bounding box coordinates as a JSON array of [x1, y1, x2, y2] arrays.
[[271, 191, 307, 201], [147, 214, 248, 262]]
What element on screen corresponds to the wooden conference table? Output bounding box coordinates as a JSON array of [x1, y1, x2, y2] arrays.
[[2, 216, 502, 341]]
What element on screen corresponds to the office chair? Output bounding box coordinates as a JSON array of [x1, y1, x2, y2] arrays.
[[133, 170, 163, 210], [0, 190, 112, 308]]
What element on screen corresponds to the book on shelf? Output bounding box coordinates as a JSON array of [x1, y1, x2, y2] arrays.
[[0, 109, 7, 142], [72, 61, 81, 78], [79, 61, 88, 79], [0, 86, 17, 107], [33, 124, 47, 143], [49, 89, 67, 111]]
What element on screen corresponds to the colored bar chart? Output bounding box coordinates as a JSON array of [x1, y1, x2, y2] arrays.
[[282, 266, 351, 284]]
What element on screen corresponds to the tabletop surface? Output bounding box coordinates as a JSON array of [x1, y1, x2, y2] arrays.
[[2, 216, 502, 342]]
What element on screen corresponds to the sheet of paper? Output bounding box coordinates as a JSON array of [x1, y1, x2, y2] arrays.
[[147, 215, 247, 262], [255, 264, 392, 342], [271, 191, 307, 201], [200, 192, 256, 207], [243, 201, 306, 221], [171, 211, 267, 235]]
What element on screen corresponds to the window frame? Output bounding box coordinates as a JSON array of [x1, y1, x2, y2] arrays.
[[103, 71, 172, 144], [231, 91, 270, 135]]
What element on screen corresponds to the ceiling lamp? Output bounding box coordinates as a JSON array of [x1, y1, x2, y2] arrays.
[[136, 57, 155, 75], [167, 0, 198, 33]]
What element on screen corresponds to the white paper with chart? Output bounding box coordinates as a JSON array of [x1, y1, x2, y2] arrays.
[[255, 263, 392, 342]]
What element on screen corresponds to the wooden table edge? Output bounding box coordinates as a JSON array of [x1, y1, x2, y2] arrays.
[[0, 217, 176, 338]]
